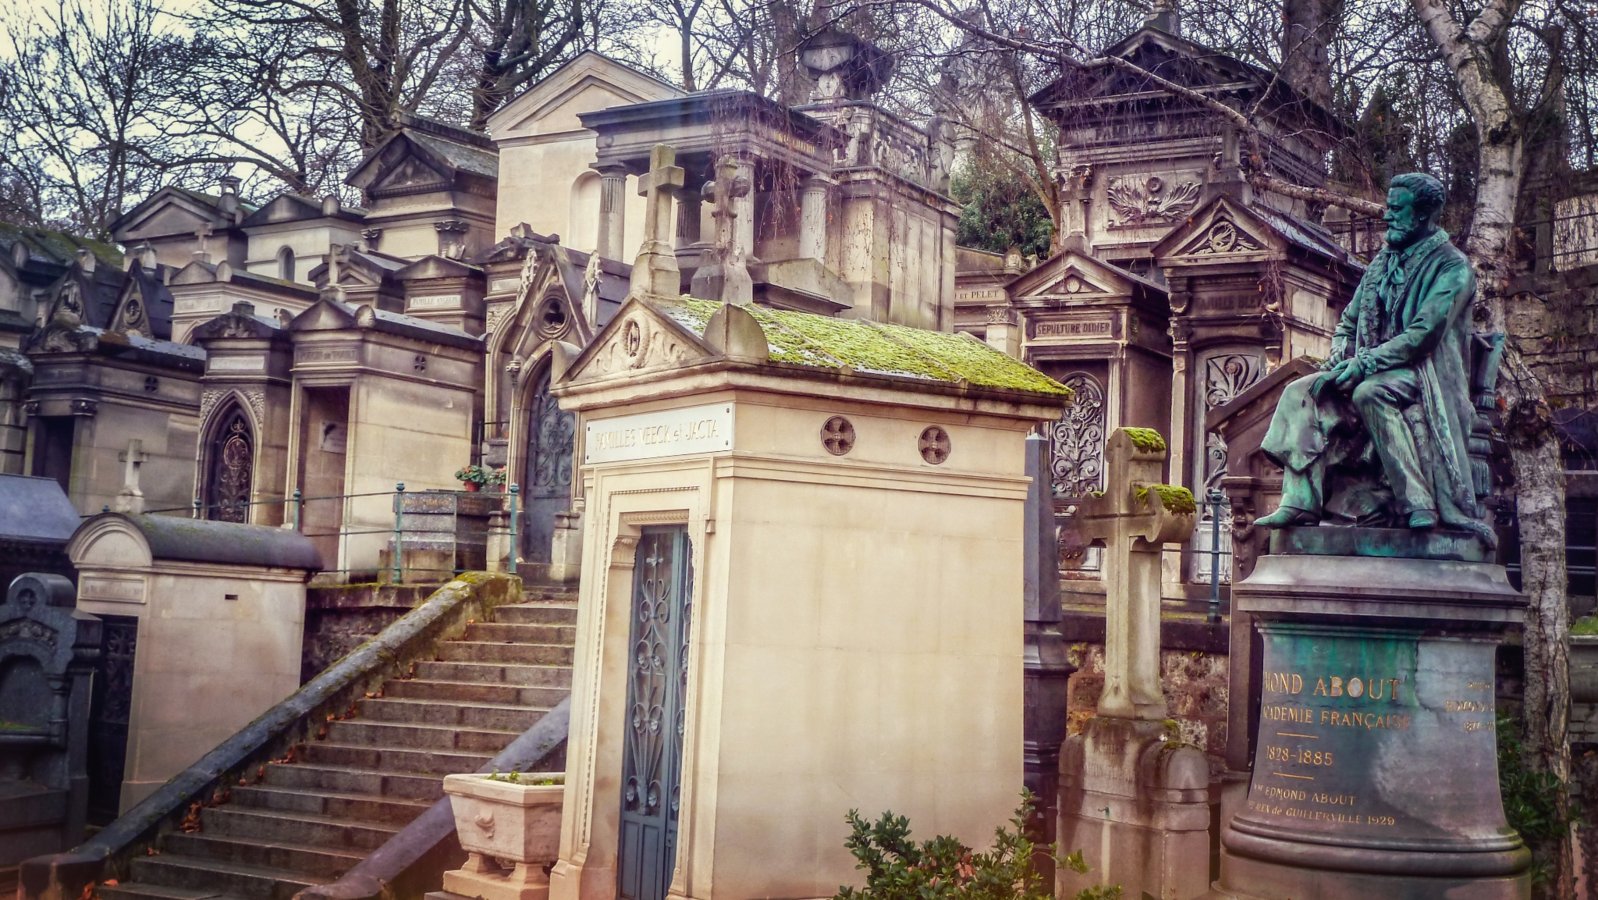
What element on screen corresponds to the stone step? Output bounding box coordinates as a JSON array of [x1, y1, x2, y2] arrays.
[[299, 740, 492, 776], [326, 719, 519, 753], [160, 832, 365, 878], [495, 602, 578, 625], [519, 583, 579, 602], [200, 805, 399, 852], [384, 678, 568, 708], [463, 621, 575, 643], [435, 640, 574, 666], [359, 697, 547, 731], [260, 761, 445, 802], [411, 660, 573, 687], [230, 784, 432, 826], [128, 853, 323, 899], [98, 882, 237, 900]]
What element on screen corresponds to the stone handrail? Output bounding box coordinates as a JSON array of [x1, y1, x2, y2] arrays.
[[19, 572, 521, 900], [294, 696, 570, 900]]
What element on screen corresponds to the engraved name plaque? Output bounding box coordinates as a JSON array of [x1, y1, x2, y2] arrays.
[[584, 403, 734, 465]]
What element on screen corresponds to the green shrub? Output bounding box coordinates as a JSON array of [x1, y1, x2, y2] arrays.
[[1498, 716, 1578, 888], [834, 794, 1120, 900]]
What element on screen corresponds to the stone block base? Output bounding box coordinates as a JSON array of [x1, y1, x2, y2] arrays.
[[1058, 717, 1212, 900], [443, 852, 550, 900], [1213, 851, 1530, 900]]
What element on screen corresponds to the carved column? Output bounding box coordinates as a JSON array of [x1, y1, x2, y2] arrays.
[[799, 176, 831, 262], [595, 165, 629, 261], [727, 157, 757, 261], [1022, 434, 1073, 885]]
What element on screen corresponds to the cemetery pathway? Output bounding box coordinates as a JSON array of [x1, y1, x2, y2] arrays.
[[100, 590, 577, 900]]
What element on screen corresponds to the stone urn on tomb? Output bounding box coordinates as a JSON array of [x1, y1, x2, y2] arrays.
[[442, 772, 565, 900]]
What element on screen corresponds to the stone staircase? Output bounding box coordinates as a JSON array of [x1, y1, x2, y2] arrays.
[[97, 592, 577, 900]]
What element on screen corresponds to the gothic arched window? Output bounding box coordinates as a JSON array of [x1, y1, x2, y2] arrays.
[[205, 406, 254, 523]]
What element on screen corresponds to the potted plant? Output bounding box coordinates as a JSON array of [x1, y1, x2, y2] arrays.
[[442, 771, 565, 899], [455, 464, 493, 492]]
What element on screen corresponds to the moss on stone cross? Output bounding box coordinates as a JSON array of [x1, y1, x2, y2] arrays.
[[1122, 427, 1167, 453]]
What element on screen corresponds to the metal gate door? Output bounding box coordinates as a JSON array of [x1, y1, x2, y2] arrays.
[[521, 367, 575, 566], [617, 526, 693, 900], [88, 615, 137, 823]]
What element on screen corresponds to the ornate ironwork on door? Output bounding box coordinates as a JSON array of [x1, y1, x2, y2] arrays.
[[1192, 352, 1264, 582], [88, 615, 137, 823], [618, 527, 693, 900], [205, 406, 254, 523], [1051, 372, 1107, 499], [522, 366, 576, 564]]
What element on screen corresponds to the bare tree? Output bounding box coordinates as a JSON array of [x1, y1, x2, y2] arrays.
[[205, 0, 477, 150], [0, 0, 211, 236], [466, 0, 589, 128]]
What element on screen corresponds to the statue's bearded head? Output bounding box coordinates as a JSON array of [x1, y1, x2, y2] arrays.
[[1383, 172, 1445, 250]]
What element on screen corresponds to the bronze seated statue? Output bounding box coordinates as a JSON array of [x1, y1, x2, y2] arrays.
[[1252, 173, 1500, 546]]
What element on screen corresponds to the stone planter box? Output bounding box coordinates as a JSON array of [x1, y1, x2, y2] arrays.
[[442, 772, 564, 900]]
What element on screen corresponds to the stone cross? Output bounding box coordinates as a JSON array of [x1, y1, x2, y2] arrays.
[[688, 157, 754, 304], [1075, 427, 1195, 719], [629, 144, 686, 298], [114, 439, 147, 515], [193, 222, 214, 264]]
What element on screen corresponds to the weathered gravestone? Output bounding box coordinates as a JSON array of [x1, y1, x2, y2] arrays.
[[1058, 427, 1213, 900], [1213, 174, 1530, 899], [0, 573, 100, 867]]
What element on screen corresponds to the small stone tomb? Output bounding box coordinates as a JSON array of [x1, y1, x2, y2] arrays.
[[0, 574, 100, 866], [546, 294, 1070, 899], [67, 513, 320, 811]]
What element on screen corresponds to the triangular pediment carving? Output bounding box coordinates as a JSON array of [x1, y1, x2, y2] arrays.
[[288, 298, 358, 333], [1006, 249, 1161, 306], [1154, 198, 1278, 265], [561, 297, 715, 385], [374, 154, 449, 193]]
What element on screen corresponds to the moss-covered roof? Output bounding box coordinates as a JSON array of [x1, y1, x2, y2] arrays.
[[0, 221, 123, 269], [660, 297, 1072, 397]]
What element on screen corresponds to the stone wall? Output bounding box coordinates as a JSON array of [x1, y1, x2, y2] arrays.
[[1061, 610, 1231, 768], [301, 583, 440, 683]]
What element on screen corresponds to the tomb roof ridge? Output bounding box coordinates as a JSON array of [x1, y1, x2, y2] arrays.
[[70, 512, 322, 570], [663, 296, 1071, 397]]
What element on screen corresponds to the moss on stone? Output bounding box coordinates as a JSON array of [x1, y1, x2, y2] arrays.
[[1149, 484, 1197, 514], [659, 296, 1072, 397], [1122, 427, 1167, 453]]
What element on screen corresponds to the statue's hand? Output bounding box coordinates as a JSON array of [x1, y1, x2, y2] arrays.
[[1331, 361, 1364, 392], [1312, 359, 1354, 398]]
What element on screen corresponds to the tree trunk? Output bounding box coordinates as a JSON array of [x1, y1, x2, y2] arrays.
[[1280, 0, 1340, 110]]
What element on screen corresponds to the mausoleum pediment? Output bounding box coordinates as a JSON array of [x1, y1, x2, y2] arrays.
[[488, 51, 683, 140], [1154, 197, 1357, 272], [1154, 198, 1279, 264], [561, 297, 718, 383], [1007, 251, 1163, 308]]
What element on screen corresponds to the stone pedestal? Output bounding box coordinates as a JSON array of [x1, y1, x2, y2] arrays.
[[1059, 719, 1212, 900], [381, 490, 493, 583], [1214, 529, 1530, 900]]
